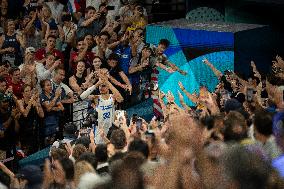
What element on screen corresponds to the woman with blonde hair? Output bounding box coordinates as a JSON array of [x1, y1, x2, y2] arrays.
[[74, 160, 95, 187]]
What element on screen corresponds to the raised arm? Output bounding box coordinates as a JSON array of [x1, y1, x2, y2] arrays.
[[178, 81, 199, 104], [80, 81, 100, 100], [69, 76, 83, 94], [178, 90, 192, 113], [119, 71, 132, 94], [202, 58, 223, 78], [80, 13, 101, 27]]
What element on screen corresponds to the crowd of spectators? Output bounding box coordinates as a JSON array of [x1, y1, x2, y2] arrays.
[[1, 0, 284, 189]]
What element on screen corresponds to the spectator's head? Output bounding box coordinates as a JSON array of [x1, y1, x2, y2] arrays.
[[85, 6, 96, 19], [133, 28, 144, 39], [107, 53, 119, 68], [129, 0, 139, 7], [221, 145, 272, 189], [135, 5, 144, 16], [16, 165, 43, 189], [59, 158, 74, 181], [224, 98, 242, 113], [50, 148, 68, 163], [9, 67, 21, 82], [1, 0, 8, 16], [42, 3, 52, 18], [62, 14, 72, 26], [98, 81, 110, 95], [99, 3, 108, 15], [46, 35, 57, 50], [75, 136, 91, 149], [95, 144, 108, 163], [24, 47, 36, 63], [110, 129, 127, 151], [0, 77, 6, 93], [6, 19, 15, 33], [22, 85, 32, 99], [76, 61, 86, 75], [84, 34, 94, 48], [128, 139, 149, 159], [63, 122, 77, 139], [111, 155, 144, 189], [99, 31, 110, 45], [77, 152, 98, 170], [0, 60, 10, 77], [73, 144, 88, 160], [157, 39, 170, 55], [53, 67, 65, 83], [224, 111, 247, 142], [74, 161, 95, 187], [77, 37, 86, 52], [93, 56, 103, 70], [253, 110, 273, 142], [45, 53, 56, 67], [40, 79, 52, 93], [142, 45, 153, 58]]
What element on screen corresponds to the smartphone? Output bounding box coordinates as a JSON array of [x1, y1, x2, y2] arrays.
[[246, 88, 254, 102], [106, 6, 115, 10], [145, 130, 155, 138], [132, 114, 138, 123], [136, 119, 142, 129]]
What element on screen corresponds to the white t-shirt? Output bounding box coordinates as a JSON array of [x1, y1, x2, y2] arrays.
[[46, 2, 64, 23]]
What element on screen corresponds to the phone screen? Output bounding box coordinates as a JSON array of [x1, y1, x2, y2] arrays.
[[246, 88, 254, 102], [136, 119, 142, 129], [107, 6, 115, 10]]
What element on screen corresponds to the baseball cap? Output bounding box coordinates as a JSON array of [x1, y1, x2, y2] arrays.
[[25, 47, 36, 54], [16, 165, 43, 188]]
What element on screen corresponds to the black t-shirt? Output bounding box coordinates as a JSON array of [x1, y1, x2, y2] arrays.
[[108, 65, 123, 83]]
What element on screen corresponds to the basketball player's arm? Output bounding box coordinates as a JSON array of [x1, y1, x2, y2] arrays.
[[106, 80, 124, 103], [202, 58, 223, 79], [80, 82, 101, 100]]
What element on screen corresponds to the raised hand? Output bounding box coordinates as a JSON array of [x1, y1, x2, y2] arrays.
[[166, 91, 175, 103], [178, 90, 184, 101], [55, 87, 62, 98], [178, 81, 185, 91]]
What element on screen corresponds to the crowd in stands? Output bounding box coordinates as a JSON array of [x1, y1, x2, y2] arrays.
[[1, 0, 284, 189]]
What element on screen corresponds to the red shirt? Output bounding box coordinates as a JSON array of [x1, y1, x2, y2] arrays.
[[5, 77, 24, 99], [69, 51, 95, 73], [35, 48, 64, 62]]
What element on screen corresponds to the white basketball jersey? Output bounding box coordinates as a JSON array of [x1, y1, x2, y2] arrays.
[[95, 94, 115, 144]]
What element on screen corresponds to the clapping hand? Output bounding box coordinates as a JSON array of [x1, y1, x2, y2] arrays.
[[55, 87, 62, 98]]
